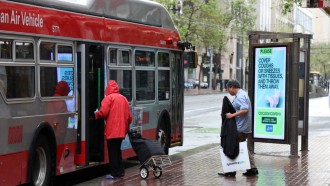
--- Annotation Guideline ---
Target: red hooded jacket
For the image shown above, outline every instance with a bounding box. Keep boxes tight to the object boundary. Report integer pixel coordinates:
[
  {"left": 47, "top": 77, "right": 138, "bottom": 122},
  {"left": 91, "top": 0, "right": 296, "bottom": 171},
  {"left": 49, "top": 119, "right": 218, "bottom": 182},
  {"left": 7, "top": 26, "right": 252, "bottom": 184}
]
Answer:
[{"left": 95, "top": 80, "right": 132, "bottom": 139}]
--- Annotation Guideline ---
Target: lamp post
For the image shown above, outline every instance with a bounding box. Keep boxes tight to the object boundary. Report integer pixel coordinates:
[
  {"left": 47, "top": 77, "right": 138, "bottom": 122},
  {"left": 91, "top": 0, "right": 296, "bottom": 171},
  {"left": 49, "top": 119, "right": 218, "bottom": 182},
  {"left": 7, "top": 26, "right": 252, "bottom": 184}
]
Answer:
[{"left": 208, "top": 48, "right": 213, "bottom": 90}]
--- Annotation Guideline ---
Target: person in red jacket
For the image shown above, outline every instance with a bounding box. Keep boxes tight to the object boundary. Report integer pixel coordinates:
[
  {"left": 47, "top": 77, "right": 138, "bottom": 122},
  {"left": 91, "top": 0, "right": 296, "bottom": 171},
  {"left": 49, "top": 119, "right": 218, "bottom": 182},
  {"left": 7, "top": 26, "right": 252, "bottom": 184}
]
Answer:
[{"left": 95, "top": 80, "right": 132, "bottom": 179}]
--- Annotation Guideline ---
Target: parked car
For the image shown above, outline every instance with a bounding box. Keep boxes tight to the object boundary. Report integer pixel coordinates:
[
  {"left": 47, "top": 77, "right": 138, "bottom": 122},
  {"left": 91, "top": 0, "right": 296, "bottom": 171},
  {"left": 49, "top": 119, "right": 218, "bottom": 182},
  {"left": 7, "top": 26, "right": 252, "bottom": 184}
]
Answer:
[
  {"left": 200, "top": 82, "right": 208, "bottom": 88},
  {"left": 192, "top": 79, "right": 199, "bottom": 88},
  {"left": 184, "top": 81, "right": 193, "bottom": 89}
]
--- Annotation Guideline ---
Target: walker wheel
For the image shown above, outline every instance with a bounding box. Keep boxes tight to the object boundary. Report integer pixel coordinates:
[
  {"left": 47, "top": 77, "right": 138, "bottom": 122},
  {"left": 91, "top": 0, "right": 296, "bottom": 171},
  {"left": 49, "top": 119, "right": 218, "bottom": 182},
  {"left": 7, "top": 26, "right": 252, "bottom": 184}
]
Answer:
[
  {"left": 153, "top": 166, "right": 162, "bottom": 178},
  {"left": 140, "top": 166, "right": 149, "bottom": 179}
]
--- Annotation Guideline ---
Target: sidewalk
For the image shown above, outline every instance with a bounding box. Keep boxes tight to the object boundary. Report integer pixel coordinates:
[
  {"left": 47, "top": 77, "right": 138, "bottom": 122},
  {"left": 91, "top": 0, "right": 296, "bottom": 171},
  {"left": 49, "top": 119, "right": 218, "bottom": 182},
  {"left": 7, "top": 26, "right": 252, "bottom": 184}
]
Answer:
[
  {"left": 76, "top": 136, "right": 330, "bottom": 186},
  {"left": 184, "top": 88, "right": 223, "bottom": 96},
  {"left": 75, "top": 96, "right": 330, "bottom": 186}
]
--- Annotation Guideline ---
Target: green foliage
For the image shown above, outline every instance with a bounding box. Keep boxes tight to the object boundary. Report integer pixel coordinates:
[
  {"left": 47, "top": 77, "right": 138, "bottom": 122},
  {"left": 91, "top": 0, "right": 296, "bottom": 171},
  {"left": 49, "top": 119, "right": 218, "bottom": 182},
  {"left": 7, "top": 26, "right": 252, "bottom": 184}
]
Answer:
[
  {"left": 230, "top": 0, "right": 257, "bottom": 40},
  {"left": 310, "top": 42, "right": 330, "bottom": 78},
  {"left": 281, "top": 0, "right": 302, "bottom": 14},
  {"left": 155, "top": 0, "right": 304, "bottom": 51},
  {"left": 152, "top": 0, "right": 256, "bottom": 53}
]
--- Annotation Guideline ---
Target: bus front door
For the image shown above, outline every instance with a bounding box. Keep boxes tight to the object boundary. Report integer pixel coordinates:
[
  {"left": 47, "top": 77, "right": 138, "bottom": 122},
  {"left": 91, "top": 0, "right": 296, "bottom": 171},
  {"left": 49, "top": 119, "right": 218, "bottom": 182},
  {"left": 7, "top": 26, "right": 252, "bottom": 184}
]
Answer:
[{"left": 78, "top": 43, "right": 105, "bottom": 164}]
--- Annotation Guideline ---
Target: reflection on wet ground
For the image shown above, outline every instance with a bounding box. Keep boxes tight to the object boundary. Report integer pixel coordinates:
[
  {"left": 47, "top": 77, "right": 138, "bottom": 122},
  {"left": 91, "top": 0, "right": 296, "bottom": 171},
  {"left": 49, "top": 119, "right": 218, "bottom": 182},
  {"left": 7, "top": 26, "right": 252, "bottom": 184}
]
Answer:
[
  {"left": 77, "top": 135, "right": 330, "bottom": 186},
  {"left": 76, "top": 97, "right": 330, "bottom": 185}
]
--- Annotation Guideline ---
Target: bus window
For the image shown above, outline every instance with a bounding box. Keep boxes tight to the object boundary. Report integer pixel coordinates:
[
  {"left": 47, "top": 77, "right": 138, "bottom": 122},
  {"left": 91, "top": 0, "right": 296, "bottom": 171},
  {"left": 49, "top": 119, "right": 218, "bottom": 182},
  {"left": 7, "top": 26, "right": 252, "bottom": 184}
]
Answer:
[
  {"left": 5, "top": 66, "right": 35, "bottom": 98},
  {"left": 15, "top": 41, "right": 34, "bottom": 60},
  {"left": 135, "top": 50, "right": 155, "bottom": 66},
  {"left": 158, "top": 52, "right": 170, "bottom": 101},
  {"left": 119, "top": 50, "right": 130, "bottom": 65},
  {"left": 109, "top": 49, "right": 131, "bottom": 66},
  {"left": 0, "top": 39, "right": 12, "bottom": 59},
  {"left": 58, "top": 45, "right": 73, "bottom": 62},
  {"left": 108, "top": 48, "right": 132, "bottom": 101},
  {"left": 40, "top": 42, "right": 55, "bottom": 61},
  {"left": 158, "top": 70, "right": 170, "bottom": 101},
  {"left": 40, "top": 66, "right": 73, "bottom": 97},
  {"left": 136, "top": 70, "right": 155, "bottom": 101},
  {"left": 158, "top": 52, "right": 169, "bottom": 67},
  {"left": 109, "top": 69, "right": 132, "bottom": 102},
  {"left": 143, "top": 7, "right": 161, "bottom": 26},
  {"left": 0, "top": 38, "right": 35, "bottom": 99},
  {"left": 0, "top": 66, "right": 6, "bottom": 95},
  {"left": 109, "top": 49, "right": 117, "bottom": 64}
]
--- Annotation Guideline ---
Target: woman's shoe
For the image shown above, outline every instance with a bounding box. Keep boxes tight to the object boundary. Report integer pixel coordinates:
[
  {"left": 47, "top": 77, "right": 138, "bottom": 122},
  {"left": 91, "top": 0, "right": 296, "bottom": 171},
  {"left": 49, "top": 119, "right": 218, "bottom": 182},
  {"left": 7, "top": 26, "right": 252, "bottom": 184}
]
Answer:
[{"left": 105, "top": 174, "right": 118, "bottom": 180}]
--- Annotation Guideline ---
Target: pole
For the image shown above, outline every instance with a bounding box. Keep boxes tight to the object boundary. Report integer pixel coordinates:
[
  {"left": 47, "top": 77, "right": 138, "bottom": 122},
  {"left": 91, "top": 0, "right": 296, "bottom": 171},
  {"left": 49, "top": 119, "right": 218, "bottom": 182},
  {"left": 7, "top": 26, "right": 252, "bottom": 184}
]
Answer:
[
  {"left": 290, "top": 34, "right": 299, "bottom": 156},
  {"left": 209, "top": 48, "right": 213, "bottom": 90},
  {"left": 302, "top": 35, "right": 311, "bottom": 151}
]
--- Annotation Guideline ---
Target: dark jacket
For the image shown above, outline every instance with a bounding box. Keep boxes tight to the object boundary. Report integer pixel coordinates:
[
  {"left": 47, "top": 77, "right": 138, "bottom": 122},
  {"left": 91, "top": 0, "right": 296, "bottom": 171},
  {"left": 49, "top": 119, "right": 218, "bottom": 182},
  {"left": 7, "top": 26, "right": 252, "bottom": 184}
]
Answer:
[{"left": 220, "top": 96, "right": 239, "bottom": 159}]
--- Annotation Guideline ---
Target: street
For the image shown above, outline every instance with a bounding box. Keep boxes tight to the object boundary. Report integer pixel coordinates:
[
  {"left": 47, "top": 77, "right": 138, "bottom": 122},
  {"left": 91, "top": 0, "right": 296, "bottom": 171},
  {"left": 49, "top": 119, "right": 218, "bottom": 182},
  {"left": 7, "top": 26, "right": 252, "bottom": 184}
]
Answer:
[
  {"left": 170, "top": 93, "right": 227, "bottom": 155},
  {"left": 171, "top": 93, "right": 330, "bottom": 155},
  {"left": 70, "top": 94, "right": 330, "bottom": 185}
]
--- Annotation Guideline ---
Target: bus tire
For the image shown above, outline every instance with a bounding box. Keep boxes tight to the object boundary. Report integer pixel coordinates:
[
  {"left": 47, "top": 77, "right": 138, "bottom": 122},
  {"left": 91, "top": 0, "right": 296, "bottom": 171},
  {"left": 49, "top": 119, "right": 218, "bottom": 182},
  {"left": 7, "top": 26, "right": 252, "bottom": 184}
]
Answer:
[
  {"left": 30, "top": 135, "right": 52, "bottom": 186},
  {"left": 157, "top": 111, "right": 171, "bottom": 155}
]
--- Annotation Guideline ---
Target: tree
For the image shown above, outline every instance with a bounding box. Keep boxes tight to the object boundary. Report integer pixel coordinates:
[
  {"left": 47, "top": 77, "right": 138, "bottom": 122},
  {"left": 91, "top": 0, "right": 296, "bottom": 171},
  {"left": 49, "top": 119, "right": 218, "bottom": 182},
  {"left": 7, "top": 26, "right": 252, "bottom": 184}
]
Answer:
[
  {"left": 281, "top": 0, "right": 302, "bottom": 14},
  {"left": 310, "top": 43, "right": 330, "bottom": 80},
  {"left": 153, "top": 0, "right": 256, "bottom": 89},
  {"left": 214, "top": 0, "right": 256, "bottom": 90}
]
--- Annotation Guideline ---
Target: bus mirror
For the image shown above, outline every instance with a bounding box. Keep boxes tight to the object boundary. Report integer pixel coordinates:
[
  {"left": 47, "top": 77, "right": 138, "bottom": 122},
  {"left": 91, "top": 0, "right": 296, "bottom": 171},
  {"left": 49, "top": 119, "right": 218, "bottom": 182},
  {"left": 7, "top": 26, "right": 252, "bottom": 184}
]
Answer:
[{"left": 183, "top": 51, "right": 198, "bottom": 68}]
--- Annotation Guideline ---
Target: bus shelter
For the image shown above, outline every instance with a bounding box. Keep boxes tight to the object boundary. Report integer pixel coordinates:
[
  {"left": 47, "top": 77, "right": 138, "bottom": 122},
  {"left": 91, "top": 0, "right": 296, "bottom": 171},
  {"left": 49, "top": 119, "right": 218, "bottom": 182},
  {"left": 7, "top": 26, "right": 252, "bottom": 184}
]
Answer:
[{"left": 248, "top": 31, "right": 312, "bottom": 156}]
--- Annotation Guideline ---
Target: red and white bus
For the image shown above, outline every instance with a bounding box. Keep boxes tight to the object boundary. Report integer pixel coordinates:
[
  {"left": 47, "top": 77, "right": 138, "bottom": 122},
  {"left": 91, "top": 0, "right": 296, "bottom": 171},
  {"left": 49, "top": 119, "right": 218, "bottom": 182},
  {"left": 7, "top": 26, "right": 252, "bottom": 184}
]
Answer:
[{"left": 0, "top": 0, "right": 187, "bottom": 185}]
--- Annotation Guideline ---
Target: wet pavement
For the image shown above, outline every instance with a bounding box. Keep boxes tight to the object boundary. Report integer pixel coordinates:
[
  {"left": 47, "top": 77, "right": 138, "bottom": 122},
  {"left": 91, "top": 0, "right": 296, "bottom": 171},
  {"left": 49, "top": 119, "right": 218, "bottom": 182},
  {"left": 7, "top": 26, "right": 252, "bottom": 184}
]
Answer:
[{"left": 75, "top": 91, "right": 330, "bottom": 186}]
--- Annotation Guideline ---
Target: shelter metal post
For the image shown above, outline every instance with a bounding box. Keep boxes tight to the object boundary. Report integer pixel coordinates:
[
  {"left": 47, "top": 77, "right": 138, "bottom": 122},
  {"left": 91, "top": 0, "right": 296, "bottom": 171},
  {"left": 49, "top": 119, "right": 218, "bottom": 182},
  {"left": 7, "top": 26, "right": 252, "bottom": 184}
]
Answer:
[
  {"left": 301, "top": 35, "right": 312, "bottom": 151},
  {"left": 290, "top": 34, "right": 299, "bottom": 156}
]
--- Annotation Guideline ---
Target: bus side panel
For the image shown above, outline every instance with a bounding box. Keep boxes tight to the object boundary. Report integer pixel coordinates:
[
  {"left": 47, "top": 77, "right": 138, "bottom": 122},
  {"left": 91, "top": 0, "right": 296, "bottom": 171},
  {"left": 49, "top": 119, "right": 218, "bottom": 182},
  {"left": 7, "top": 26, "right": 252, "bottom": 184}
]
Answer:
[
  {"left": 75, "top": 141, "right": 86, "bottom": 165},
  {"left": 56, "top": 142, "right": 77, "bottom": 175},
  {"left": 121, "top": 148, "right": 135, "bottom": 159},
  {"left": 0, "top": 2, "right": 105, "bottom": 41},
  {"left": 0, "top": 151, "right": 29, "bottom": 185},
  {"left": 104, "top": 19, "right": 180, "bottom": 49}
]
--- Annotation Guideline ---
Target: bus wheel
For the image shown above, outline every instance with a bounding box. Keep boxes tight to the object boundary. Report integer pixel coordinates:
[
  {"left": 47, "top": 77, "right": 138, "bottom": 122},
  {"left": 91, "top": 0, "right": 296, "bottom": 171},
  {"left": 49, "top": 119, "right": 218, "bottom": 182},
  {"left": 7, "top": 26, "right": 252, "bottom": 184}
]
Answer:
[
  {"left": 157, "top": 129, "right": 169, "bottom": 154},
  {"left": 31, "top": 135, "right": 51, "bottom": 186},
  {"left": 157, "top": 111, "right": 171, "bottom": 155}
]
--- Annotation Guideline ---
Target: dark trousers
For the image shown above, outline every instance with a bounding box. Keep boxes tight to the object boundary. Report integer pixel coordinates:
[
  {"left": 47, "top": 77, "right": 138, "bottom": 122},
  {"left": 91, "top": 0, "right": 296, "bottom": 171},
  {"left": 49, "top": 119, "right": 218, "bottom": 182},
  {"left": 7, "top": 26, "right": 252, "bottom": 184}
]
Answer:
[
  {"left": 107, "top": 138, "right": 124, "bottom": 177},
  {"left": 237, "top": 132, "right": 256, "bottom": 169}
]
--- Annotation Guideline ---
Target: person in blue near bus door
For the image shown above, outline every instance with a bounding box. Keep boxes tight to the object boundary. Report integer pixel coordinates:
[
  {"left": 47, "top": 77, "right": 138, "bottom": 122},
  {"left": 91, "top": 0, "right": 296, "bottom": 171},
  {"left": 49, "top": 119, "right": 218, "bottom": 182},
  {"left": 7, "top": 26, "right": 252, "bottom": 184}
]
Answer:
[
  {"left": 218, "top": 79, "right": 258, "bottom": 177},
  {"left": 95, "top": 80, "right": 132, "bottom": 179}
]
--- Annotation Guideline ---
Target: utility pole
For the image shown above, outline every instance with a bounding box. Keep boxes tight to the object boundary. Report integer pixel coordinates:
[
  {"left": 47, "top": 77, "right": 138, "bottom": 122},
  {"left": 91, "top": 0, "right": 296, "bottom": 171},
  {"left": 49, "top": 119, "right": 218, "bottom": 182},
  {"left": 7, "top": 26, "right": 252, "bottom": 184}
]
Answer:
[{"left": 208, "top": 48, "right": 213, "bottom": 90}]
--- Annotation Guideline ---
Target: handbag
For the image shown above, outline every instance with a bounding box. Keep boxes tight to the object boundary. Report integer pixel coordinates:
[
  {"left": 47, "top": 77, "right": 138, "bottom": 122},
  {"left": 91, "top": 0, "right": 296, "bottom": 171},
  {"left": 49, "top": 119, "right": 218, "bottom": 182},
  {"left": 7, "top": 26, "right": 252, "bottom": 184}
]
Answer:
[{"left": 220, "top": 141, "right": 251, "bottom": 173}]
